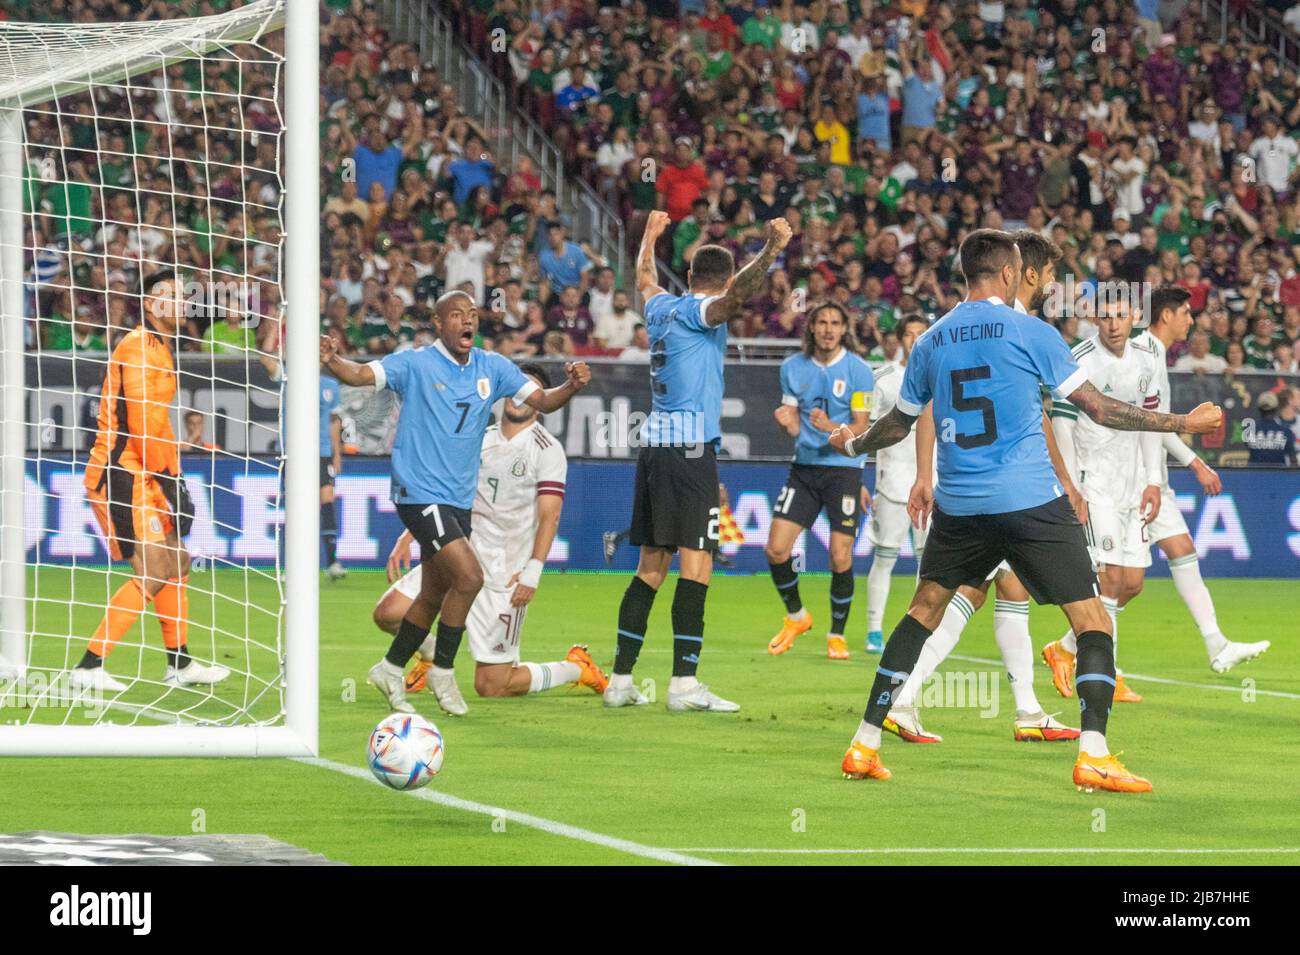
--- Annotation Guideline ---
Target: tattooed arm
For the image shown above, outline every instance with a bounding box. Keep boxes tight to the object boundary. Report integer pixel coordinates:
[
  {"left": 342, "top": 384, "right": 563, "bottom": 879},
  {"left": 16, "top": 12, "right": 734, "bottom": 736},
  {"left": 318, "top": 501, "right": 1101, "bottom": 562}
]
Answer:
[
  {"left": 828, "top": 406, "right": 918, "bottom": 457},
  {"left": 1068, "top": 381, "right": 1222, "bottom": 433},
  {"left": 702, "top": 218, "right": 793, "bottom": 328},
  {"left": 637, "top": 210, "right": 671, "bottom": 301}
]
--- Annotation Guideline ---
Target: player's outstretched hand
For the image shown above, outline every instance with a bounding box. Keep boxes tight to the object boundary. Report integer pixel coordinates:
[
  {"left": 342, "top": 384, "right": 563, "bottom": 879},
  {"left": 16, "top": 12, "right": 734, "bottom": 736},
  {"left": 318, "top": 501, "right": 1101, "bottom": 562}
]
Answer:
[
  {"left": 907, "top": 478, "right": 934, "bottom": 531},
  {"left": 1184, "top": 402, "right": 1223, "bottom": 434},
  {"left": 565, "top": 361, "right": 591, "bottom": 391},
  {"left": 1191, "top": 457, "right": 1222, "bottom": 495},
  {"left": 828, "top": 424, "right": 856, "bottom": 456},
  {"left": 646, "top": 210, "right": 671, "bottom": 238},
  {"left": 1139, "top": 484, "right": 1162, "bottom": 526},
  {"left": 767, "top": 217, "right": 793, "bottom": 250},
  {"left": 320, "top": 334, "right": 338, "bottom": 365}
]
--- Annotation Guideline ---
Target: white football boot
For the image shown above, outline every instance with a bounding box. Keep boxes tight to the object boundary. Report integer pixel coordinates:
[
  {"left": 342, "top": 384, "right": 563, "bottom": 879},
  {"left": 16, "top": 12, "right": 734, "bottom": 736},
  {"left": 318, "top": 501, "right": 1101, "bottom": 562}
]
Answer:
[
  {"left": 430, "top": 669, "right": 468, "bottom": 717},
  {"left": 327, "top": 562, "right": 347, "bottom": 581},
  {"left": 164, "top": 661, "right": 231, "bottom": 687},
  {"left": 603, "top": 681, "right": 649, "bottom": 707},
  {"left": 666, "top": 682, "right": 740, "bottom": 713},
  {"left": 367, "top": 660, "right": 415, "bottom": 714},
  {"left": 1210, "top": 639, "right": 1271, "bottom": 673},
  {"left": 69, "top": 666, "right": 128, "bottom": 694},
  {"left": 883, "top": 705, "right": 943, "bottom": 743}
]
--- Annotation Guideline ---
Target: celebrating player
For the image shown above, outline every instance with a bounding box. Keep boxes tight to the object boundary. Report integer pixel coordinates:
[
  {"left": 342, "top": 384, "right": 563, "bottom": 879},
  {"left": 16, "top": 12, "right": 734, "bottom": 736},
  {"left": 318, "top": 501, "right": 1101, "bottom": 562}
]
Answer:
[
  {"left": 766, "top": 302, "right": 874, "bottom": 660},
  {"left": 862, "top": 315, "right": 931, "bottom": 655},
  {"left": 1042, "top": 286, "right": 1269, "bottom": 696},
  {"left": 321, "top": 290, "right": 590, "bottom": 716},
  {"left": 829, "top": 230, "right": 1222, "bottom": 792},
  {"left": 604, "top": 210, "right": 792, "bottom": 712},
  {"left": 320, "top": 372, "right": 345, "bottom": 581},
  {"left": 372, "top": 364, "right": 608, "bottom": 706},
  {"left": 881, "top": 232, "right": 1083, "bottom": 743},
  {"left": 74, "top": 275, "right": 230, "bottom": 692}
]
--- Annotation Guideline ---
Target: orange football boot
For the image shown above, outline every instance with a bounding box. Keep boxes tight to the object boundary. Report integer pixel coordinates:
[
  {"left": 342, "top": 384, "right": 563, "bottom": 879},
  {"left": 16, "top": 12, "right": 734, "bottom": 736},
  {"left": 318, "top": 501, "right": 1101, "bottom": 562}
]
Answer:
[
  {"left": 1012, "top": 711, "right": 1081, "bottom": 742},
  {"left": 842, "top": 742, "right": 892, "bottom": 780},
  {"left": 1113, "top": 673, "right": 1143, "bottom": 703},
  {"left": 405, "top": 658, "right": 431, "bottom": 694},
  {"left": 566, "top": 644, "right": 609, "bottom": 694},
  {"left": 1041, "top": 640, "right": 1076, "bottom": 698},
  {"left": 826, "top": 635, "right": 850, "bottom": 660},
  {"left": 767, "top": 613, "right": 813, "bottom": 655},
  {"left": 1073, "top": 752, "right": 1152, "bottom": 793}
]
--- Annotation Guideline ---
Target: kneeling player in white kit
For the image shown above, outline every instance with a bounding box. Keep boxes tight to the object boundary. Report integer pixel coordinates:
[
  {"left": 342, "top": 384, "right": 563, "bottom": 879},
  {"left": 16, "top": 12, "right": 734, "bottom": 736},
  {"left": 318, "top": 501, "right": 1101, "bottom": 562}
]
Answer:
[
  {"left": 372, "top": 363, "right": 608, "bottom": 713},
  {"left": 1040, "top": 286, "right": 1268, "bottom": 696},
  {"left": 1045, "top": 298, "right": 1163, "bottom": 703}
]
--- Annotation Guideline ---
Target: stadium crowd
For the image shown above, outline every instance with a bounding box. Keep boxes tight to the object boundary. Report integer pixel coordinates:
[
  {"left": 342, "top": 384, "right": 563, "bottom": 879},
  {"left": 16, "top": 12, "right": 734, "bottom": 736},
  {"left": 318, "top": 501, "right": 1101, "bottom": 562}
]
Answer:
[{"left": 13, "top": 0, "right": 1300, "bottom": 402}]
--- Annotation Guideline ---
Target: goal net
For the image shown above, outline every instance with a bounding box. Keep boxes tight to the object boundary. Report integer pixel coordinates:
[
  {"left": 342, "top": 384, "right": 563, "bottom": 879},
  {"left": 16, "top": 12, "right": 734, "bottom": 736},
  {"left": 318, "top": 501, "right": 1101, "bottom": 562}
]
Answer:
[{"left": 0, "top": 0, "right": 319, "bottom": 756}]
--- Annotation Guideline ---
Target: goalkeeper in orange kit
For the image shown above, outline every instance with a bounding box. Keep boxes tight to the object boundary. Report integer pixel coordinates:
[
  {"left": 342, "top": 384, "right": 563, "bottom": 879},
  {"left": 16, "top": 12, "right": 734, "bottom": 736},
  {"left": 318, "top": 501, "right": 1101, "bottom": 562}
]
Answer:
[{"left": 72, "top": 276, "right": 229, "bottom": 693}]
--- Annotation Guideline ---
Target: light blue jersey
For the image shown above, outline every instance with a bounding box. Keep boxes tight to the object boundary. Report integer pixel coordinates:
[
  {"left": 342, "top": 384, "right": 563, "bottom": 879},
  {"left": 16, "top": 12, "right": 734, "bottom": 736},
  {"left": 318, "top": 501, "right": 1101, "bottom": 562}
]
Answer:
[
  {"left": 779, "top": 350, "right": 875, "bottom": 468},
  {"left": 898, "top": 297, "right": 1086, "bottom": 516},
  {"left": 320, "top": 374, "right": 340, "bottom": 458},
  {"left": 641, "top": 291, "right": 727, "bottom": 447},
  {"left": 371, "top": 342, "right": 538, "bottom": 508}
]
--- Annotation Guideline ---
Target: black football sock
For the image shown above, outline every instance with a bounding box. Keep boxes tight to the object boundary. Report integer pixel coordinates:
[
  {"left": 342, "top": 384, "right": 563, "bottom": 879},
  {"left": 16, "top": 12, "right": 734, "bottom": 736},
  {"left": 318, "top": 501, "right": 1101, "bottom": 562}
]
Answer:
[
  {"left": 829, "top": 569, "right": 854, "bottom": 637},
  {"left": 614, "top": 576, "right": 657, "bottom": 675},
  {"left": 768, "top": 558, "right": 803, "bottom": 615},
  {"left": 321, "top": 501, "right": 338, "bottom": 564},
  {"left": 165, "top": 644, "right": 192, "bottom": 670},
  {"left": 862, "top": 613, "right": 933, "bottom": 727},
  {"left": 77, "top": 650, "right": 103, "bottom": 670},
  {"left": 1074, "top": 629, "right": 1116, "bottom": 735},
  {"left": 671, "top": 578, "right": 708, "bottom": 678},
  {"left": 385, "top": 618, "right": 431, "bottom": 669},
  {"left": 431, "top": 621, "right": 465, "bottom": 670}
]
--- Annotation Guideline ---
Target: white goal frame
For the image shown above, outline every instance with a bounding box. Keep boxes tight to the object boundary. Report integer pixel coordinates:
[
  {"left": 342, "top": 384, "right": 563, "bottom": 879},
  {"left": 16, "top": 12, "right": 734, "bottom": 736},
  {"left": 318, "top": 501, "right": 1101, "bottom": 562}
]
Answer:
[{"left": 0, "top": 0, "right": 318, "bottom": 756}]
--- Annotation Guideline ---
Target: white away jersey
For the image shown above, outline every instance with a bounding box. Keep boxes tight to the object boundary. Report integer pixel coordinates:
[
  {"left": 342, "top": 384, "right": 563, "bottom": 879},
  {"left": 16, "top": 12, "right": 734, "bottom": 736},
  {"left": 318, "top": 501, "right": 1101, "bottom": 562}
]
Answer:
[
  {"left": 870, "top": 360, "right": 932, "bottom": 501},
  {"left": 1054, "top": 335, "right": 1161, "bottom": 508},
  {"left": 470, "top": 423, "right": 567, "bottom": 582}
]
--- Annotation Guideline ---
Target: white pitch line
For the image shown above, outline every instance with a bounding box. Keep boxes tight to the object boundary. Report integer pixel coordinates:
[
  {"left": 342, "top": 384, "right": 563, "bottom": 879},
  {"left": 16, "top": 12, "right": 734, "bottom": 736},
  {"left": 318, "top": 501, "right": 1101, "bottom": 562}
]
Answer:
[
  {"left": 297, "top": 757, "right": 722, "bottom": 867},
  {"left": 949, "top": 653, "right": 1300, "bottom": 700},
  {"left": 669, "top": 847, "right": 1300, "bottom": 856}
]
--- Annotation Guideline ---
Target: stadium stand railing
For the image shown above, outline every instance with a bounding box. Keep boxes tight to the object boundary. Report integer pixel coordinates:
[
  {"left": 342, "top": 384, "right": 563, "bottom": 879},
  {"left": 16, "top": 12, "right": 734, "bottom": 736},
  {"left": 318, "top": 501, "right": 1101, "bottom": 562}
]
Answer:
[{"left": 1201, "top": 0, "right": 1300, "bottom": 68}]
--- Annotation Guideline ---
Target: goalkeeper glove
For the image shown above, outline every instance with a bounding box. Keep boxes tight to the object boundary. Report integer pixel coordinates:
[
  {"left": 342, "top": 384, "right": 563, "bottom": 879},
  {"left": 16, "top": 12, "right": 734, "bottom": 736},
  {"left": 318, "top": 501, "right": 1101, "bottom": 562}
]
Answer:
[{"left": 154, "top": 471, "right": 195, "bottom": 538}]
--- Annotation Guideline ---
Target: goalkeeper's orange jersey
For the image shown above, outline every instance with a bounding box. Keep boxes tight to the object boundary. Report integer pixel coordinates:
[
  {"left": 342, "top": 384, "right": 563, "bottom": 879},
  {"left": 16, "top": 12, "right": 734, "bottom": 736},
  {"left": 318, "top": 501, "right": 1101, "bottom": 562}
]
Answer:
[{"left": 84, "top": 325, "right": 180, "bottom": 489}]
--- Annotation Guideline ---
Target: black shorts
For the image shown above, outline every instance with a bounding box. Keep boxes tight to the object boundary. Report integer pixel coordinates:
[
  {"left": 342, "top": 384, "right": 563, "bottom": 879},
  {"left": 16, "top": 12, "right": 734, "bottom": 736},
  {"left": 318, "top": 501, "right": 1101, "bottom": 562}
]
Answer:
[
  {"left": 773, "top": 463, "right": 863, "bottom": 535},
  {"left": 919, "top": 495, "right": 1099, "bottom": 606},
  {"left": 628, "top": 445, "right": 720, "bottom": 552},
  {"left": 396, "top": 503, "right": 473, "bottom": 555},
  {"left": 320, "top": 458, "right": 336, "bottom": 489}
]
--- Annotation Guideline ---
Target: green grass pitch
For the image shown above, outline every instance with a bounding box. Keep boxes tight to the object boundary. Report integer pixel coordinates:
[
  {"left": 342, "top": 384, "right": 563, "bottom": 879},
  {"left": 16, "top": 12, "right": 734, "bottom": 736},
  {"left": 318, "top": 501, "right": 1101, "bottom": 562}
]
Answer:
[{"left": 1, "top": 569, "right": 1297, "bottom": 865}]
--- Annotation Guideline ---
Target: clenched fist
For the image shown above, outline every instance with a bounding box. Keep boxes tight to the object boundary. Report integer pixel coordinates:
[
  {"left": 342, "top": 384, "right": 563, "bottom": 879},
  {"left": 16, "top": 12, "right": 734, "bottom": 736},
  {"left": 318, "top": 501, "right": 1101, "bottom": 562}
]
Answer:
[
  {"left": 646, "top": 210, "right": 672, "bottom": 238},
  {"left": 767, "top": 217, "right": 793, "bottom": 250},
  {"left": 320, "top": 334, "right": 339, "bottom": 365},
  {"left": 1184, "top": 402, "right": 1223, "bottom": 434},
  {"left": 565, "top": 361, "right": 591, "bottom": 390},
  {"left": 828, "top": 424, "right": 857, "bottom": 457}
]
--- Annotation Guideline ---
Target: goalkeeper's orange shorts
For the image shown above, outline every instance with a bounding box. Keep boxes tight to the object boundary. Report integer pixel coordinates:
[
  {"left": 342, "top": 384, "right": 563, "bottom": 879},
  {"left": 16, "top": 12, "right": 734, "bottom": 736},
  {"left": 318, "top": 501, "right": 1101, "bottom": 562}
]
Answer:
[{"left": 85, "top": 466, "right": 173, "bottom": 562}]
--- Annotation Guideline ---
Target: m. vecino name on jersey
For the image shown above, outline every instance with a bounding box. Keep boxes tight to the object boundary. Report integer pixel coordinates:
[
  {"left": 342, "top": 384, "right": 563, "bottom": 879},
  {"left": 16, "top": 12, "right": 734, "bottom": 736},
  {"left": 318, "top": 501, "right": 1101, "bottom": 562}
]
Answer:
[{"left": 931, "top": 321, "right": 1005, "bottom": 346}]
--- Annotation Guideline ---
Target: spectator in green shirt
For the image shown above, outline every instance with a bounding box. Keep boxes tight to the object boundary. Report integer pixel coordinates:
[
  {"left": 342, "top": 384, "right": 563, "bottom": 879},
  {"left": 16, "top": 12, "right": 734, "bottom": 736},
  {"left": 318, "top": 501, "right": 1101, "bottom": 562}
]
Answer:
[
  {"left": 741, "top": 6, "right": 781, "bottom": 49},
  {"left": 1244, "top": 315, "right": 1279, "bottom": 368},
  {"left": 203, "top": 312, "right": 257, "bottom": 354}
]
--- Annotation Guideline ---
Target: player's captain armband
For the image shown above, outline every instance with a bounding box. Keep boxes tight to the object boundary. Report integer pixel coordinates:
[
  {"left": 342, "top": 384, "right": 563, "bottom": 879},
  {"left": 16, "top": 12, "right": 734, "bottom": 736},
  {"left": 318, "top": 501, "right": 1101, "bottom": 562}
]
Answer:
[{"left": 850, "top": 391, "right": 872, "bottom": 413}]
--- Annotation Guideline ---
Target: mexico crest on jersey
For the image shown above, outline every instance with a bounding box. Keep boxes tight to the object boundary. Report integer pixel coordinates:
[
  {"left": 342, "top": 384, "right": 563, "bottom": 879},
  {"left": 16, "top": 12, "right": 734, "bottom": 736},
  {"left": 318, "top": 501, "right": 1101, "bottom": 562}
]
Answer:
[
  {"left": 511, "top": 459, "right": 526, "bottom": 477},
  {"left": 477, "top": 377, "right": 490, "bottom": 400},
  {"left": 832, "top": 378, "right": 846, "bottom": 398}
]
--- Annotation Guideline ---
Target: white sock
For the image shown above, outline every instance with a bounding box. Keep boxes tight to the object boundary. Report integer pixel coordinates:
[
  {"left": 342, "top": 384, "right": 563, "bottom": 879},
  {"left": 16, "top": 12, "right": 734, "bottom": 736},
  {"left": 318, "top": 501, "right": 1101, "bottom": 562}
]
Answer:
[
  {"left": 431, "top": 665, "right": 454, "bottom": 678},
  {"left": 669, "top": 675, "right": 699, "bottom": 694},
  {"left": 1060, "top": 628, "right": 1077, "bottom": 654},
  {"left": 417, "top": 634, "right": 436, "bottom": 661},
  {"left": 523, "top": 661, "right": 581, "bottom": 694},
  {"left": 1168, "top": 553, "right": 1227, "bottom": 657},
  {"left": 865, "top": 548, "right": 898, "bottom": 632},
  {"left": 894, "top": 591, "right": 973, "bottom": 708},
  {"left": 1079, "top": 730, "right": 1109, "bottom": 757},
  {"left": 852, "top": 718, "right": 883, "bottom": 750},
  {"left": 1101, "top": 597, "right": 1120, "bottom": 669},
  {"left": 993, "top": 599, "right": 1039, "bottom": 714},
  {"left": 378, "top": 658, "right": 402, "bottom": 677},
  {"left": 787, "top": 608, "right": 808, "bottom": 622},
  {"left": 609, "top": 672, "right": 633, "bottom": 690}
]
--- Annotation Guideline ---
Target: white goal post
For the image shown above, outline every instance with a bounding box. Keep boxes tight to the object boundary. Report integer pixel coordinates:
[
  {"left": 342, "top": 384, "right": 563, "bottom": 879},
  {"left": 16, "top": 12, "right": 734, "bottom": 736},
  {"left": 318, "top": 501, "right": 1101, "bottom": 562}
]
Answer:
[{"left": 0, "top": 0, "right": 318, "bottom": 756}]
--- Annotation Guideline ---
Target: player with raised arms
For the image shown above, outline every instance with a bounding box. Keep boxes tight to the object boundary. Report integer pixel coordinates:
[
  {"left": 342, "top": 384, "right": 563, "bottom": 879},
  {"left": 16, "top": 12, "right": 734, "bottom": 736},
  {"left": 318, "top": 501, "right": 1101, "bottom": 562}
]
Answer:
[
  {"left": 829, "top": 229, "right": 1223, "bottom": 792},
  {"left": 604, "top": 210, "right": 792, "bottom": 712},
  {"left": 73, "top": 275, "right": 229, "bottom": 692},
  {"left": 1042, "top": 286, "right": 1269, "bottom": 699},
  {"left": 371, "top": 362, "right": 609, "bottom": 705},
  {"left": 321, "top": 291, "right": 591, "bottom": 716},
  {"left": 766, "top": 302, "right": 874, "bottom": 660},
  {"left": 880, "top": 231, "right": 1084, "bottom": 744}
]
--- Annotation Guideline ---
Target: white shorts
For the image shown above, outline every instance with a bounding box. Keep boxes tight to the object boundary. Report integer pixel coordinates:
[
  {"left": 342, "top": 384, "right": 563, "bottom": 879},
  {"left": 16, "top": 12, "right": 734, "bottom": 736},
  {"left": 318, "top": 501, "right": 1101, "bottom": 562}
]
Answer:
[
  {"left": 867, "top": 494, "right": 929, "bottom": 552},
  {"left": 1085, "top": 500, "right": 1151, "bottom": 569},
  {"left": 381, "top": 565, "right": 526, "bottom": 665},
  {"left": 984, "top": 560, "right": 1012, "bottom": 582},
  {"left": 1145, "top": 484, "right": 1190, "bottom": 547}
]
